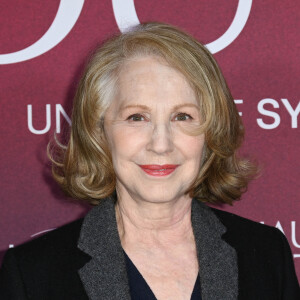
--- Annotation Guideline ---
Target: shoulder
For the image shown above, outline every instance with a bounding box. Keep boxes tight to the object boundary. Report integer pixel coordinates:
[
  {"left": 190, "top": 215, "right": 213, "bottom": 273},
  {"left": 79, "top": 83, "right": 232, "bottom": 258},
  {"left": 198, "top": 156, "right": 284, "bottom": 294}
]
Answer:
[
  {"left": 209, "top": 206, "right": 294, "bottom": 266},
  {"left": 211, "top": 206, "right": 265, "bottom": 226},
  {"left": 14, "top": 218, "right": 83, "bottom": 255},
  {"left": 211, "top": 206, "right": 277, "bottom": 234},
  {"left": 2, "top": 218, "right": 88, "bottom": 271},
  {"left": 0, "top": 219, "right": 91, "bottom": 298},
  {"left": 210, "top": 206, "right": 285, "bottom": 246},
  {"left": 209, "top": 207, "right": 300, "bottom": 297}
]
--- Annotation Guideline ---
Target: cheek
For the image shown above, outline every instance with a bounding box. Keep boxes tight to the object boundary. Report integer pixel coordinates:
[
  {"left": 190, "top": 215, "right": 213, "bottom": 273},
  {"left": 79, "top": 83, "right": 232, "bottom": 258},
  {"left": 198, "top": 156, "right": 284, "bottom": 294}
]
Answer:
[
  {"left": 179, "top": 134, "right": 205, "bottom": 162},
  {"left": 108, "top": 127, "right": 148, "bottom": 161}
]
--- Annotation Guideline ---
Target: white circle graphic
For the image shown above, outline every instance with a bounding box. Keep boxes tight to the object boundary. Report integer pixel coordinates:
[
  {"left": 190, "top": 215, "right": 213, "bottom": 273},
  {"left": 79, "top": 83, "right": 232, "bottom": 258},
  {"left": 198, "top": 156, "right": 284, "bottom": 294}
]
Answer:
[
  {"left": 112, "top": 0, "right": 252, "bottom": 54},
  {"left": 0, "top": 0, "right": 84, "bottom": 64}
]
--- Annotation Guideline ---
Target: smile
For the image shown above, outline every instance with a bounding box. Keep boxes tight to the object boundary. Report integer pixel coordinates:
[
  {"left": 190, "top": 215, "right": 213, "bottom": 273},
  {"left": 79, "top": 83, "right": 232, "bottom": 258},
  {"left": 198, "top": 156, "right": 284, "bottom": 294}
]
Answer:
[{"left": 138, "top": 164, "right": 179, "bottom": 177}]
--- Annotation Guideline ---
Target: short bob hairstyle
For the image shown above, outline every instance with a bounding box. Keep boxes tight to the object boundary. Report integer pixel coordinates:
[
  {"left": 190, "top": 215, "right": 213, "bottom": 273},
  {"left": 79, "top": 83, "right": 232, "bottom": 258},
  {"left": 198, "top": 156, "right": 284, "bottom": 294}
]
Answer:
[{"left": 50, "top": 22, "right": 257, "bottom": 205}]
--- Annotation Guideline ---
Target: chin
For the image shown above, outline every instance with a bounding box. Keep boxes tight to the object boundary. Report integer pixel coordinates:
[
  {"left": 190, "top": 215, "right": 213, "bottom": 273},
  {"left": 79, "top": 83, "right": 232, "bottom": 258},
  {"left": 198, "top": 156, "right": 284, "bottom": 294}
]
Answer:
[{"left": 135, "top": 186, "right": 189, "bottom": 204}]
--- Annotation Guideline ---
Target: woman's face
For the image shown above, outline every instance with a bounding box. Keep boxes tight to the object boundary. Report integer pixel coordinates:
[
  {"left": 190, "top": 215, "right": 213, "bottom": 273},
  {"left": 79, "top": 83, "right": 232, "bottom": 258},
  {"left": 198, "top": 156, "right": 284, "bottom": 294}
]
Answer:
[{"left": 104, "top": 56, "right": 205, "bottom": 204}]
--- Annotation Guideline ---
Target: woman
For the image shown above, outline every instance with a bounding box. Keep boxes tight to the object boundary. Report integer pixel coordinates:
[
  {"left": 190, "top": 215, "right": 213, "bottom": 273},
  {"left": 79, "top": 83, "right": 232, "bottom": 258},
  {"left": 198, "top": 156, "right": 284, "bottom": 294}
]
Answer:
[{"left": 0, "top": 22, "right": 299, "bottom": 300}]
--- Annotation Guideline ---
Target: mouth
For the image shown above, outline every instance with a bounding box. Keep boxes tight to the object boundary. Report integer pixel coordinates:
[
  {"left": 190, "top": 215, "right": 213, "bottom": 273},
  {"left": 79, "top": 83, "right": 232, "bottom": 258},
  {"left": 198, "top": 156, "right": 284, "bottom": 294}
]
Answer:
[{"left": 138, "top": 164, "right": 179, "bottom": 177}]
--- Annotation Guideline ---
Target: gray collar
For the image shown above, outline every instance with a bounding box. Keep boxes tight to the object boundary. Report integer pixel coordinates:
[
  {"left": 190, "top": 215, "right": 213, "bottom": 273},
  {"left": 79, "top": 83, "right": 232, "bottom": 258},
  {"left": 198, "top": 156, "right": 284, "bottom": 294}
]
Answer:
[
  {"left": 191, "top": 200, "right": 238, "bottom": 299},
  {"left": 78, "top": 197, "right": 238, "bottom": 300}
]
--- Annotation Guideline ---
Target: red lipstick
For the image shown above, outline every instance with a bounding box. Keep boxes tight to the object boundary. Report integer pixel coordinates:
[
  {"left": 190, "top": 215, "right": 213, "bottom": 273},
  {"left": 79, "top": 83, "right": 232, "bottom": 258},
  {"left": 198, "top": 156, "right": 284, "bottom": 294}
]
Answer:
[{"left": 139, "top": 164, "right": 179, "bottom": 177}]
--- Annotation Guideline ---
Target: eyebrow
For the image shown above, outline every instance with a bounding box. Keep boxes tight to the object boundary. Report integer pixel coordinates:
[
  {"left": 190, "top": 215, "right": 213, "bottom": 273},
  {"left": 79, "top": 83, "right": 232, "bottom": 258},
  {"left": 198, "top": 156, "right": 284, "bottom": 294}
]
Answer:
[{"left": 120, "top": 103, "right": 200, "bottom": 111}]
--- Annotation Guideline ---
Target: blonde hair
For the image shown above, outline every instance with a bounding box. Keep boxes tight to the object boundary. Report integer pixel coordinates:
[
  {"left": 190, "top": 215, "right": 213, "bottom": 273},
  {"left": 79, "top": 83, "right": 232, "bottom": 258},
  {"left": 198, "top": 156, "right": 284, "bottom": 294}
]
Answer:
[{"left": 49, "top": 22, "right": 257, "bottom": 205}]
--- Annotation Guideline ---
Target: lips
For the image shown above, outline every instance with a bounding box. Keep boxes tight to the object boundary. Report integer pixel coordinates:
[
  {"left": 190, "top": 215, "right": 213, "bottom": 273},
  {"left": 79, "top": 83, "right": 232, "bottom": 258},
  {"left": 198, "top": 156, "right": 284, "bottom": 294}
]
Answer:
[{"left": 139, "top": 164, "right": 179, "bottom": 176}]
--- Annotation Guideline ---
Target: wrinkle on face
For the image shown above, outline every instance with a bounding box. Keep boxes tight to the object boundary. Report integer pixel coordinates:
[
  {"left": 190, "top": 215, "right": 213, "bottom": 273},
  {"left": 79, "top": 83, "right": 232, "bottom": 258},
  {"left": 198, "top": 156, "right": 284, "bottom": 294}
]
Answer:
[{"left": 104, "top": 55, "right": 205, "bottom": 206}]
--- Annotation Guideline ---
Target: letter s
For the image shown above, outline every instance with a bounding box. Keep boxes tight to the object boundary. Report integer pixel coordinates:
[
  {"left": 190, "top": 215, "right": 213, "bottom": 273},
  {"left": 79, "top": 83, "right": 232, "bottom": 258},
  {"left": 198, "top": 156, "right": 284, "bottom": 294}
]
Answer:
[{"left": 257, "top": 98, "right": 280, "bottom": 129}]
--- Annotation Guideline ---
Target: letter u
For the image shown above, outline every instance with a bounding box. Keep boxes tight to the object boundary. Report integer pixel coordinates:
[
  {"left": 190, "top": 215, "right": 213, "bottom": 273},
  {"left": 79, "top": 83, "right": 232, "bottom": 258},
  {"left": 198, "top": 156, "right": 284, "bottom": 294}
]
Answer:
[{"left": 27, "top": 104, "right": 51, "bottom": 134}]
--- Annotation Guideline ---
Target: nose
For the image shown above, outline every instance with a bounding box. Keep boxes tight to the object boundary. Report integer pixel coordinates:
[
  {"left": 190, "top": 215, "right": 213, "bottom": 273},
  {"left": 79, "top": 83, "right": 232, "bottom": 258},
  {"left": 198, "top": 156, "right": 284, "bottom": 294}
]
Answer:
[{"left": 146, "top": 123, "right": 174, "bottom": 154}]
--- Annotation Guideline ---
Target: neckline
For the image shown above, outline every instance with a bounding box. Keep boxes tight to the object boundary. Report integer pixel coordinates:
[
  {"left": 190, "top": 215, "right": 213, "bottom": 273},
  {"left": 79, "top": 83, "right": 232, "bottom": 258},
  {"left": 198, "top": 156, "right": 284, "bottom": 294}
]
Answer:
[{"left": 123, "top": 250, "right": 201, "bottom": 300}]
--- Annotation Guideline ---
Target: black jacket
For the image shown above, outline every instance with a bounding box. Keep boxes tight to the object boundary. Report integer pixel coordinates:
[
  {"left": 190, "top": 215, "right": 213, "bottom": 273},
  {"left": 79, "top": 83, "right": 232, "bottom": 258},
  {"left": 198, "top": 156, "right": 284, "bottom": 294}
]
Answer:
[{"left": 0, "top": 198, "right": 299, "bottom": 299}]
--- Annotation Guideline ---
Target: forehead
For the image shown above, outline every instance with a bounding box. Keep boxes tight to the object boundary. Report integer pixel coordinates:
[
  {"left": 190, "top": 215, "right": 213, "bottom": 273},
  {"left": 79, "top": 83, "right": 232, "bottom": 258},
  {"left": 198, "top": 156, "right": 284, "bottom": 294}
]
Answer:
[{"left": 114, "top": 56, "right": 197, "bottom": 107}]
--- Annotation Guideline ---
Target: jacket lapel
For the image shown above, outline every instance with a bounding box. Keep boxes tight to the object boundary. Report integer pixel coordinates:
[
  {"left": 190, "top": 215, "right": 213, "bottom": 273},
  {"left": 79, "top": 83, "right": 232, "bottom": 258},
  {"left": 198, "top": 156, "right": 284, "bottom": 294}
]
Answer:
[
  {"left": 77, "top": 197, "right": 131, "bottom": 300},
  {"left": 192, "top": 199, "right": 238, "bottom": 299},
  {"left": 77, "top": 197, "right": 238, "bottom": 300}
]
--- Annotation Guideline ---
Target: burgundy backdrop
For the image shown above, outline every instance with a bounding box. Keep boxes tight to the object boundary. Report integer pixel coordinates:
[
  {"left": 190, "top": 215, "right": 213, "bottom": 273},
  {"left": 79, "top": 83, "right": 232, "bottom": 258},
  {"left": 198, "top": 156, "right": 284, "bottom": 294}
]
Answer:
[{"left": 0, "top": 0, "right": 299, "bottom": 280}]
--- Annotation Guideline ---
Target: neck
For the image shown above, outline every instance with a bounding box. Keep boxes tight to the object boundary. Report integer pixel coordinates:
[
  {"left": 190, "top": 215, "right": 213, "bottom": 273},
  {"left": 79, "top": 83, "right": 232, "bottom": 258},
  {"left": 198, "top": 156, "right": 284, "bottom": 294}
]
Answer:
[{"left": 115, "top": 191, "right": 194, "bottom": 248}]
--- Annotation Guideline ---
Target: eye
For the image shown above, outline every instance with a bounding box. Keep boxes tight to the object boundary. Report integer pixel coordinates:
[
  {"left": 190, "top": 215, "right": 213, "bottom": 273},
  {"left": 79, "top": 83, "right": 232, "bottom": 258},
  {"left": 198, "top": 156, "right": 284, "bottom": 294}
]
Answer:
[
  {"left": 174, "top": 113, "right": 193, "bottom": 121},
  {"left": 127, "top": 114, "right": 145, "bottom": 121}
]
